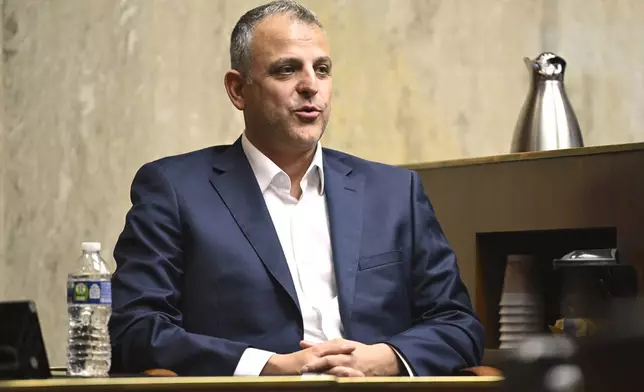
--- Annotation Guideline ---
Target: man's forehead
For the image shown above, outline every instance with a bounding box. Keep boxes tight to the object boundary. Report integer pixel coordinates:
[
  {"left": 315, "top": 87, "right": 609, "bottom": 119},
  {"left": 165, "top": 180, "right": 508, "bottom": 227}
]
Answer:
[{"left": 251, "top": 14, "right": 328, "bottom": 55}]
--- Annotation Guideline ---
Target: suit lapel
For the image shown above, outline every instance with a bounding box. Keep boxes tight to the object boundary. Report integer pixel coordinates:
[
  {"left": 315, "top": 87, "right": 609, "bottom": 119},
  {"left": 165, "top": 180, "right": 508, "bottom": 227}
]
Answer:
[
  {"left": 208, "top": 139, "right": 301, "bottom": 313},
  {"left": 324, "top": 152, "right": 364, "bottom": 339}
]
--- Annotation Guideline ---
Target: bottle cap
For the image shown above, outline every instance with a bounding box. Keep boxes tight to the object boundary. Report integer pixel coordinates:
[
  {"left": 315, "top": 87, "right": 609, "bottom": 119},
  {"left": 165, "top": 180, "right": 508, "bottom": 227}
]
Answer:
[{"left": 81, "top": 242, "right": 101, "bottom": 252}]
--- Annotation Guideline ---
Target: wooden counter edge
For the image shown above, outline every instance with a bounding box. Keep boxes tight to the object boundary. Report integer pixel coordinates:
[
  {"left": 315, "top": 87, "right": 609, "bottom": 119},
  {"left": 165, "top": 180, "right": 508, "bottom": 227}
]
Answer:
[
  {"left": 0, "top": 376, "right": 334, "bottom": 389},
  {"left": 403, "top": 141, "right": 644, "bottom": 171},
  {"left": 0, "top": 375, "right": 503, "bottom": 389},
  {"left": 338, "top": 376, "right": 503, "bottom": 383}
]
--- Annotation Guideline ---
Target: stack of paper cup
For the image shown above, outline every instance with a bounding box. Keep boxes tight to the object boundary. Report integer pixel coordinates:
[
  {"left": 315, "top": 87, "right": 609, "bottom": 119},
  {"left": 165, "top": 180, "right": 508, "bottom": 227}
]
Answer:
[{"left": 499, "top": 255, "right": 542, "bottom": 349}]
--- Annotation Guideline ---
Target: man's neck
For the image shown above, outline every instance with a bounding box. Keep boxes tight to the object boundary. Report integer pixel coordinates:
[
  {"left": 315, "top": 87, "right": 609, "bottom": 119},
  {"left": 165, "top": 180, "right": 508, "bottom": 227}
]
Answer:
[
  {"left": 245, "top": 133, "right": 317, "bottom": 197},
  {"left": 274, "top": 152, "right": 314, "bottom": 181}
]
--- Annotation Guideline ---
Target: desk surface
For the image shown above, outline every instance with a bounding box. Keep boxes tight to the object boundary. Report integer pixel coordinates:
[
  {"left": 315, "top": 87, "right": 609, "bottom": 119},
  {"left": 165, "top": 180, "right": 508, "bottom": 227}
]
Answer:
[{"left": 0, "top": 376, "right": 503, "bottom": 392}]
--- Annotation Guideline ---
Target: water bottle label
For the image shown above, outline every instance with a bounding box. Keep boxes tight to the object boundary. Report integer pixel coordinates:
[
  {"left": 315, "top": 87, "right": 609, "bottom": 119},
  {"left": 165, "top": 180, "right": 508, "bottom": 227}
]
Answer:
[{"left": 67, "top": 281, "right": 112, "bottom": 305}]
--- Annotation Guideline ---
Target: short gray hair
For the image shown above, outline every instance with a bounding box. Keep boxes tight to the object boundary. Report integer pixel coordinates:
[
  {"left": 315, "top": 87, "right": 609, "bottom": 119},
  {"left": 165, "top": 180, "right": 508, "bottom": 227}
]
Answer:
[{"left": 230, "top": 0, "right": 324, "bottom": 77}]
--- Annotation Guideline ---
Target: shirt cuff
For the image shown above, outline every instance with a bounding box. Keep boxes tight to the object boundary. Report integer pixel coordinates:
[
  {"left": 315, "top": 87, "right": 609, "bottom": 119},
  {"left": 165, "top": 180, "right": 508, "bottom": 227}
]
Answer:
[
  {"left": 390, "top": 346, "right": 415, "bottom": 377},
  {"left": 233, "top": 347, "right": 276, "bottom": 376}
]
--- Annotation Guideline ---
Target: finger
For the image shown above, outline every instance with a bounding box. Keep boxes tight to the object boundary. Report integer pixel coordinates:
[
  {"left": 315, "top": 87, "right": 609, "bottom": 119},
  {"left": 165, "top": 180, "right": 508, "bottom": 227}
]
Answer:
[
  {"left": 325, "top": 344, "right": 355, "bottom": 355},
  {"left": 302, "top": 354, "right": 351, "bottom": 374},
  {"left": 313, "top": 342, "right": 356, "bottom": 357},
  {"left": 325, "top": 366, "right": 365, "bottom": 378},
  {"left": 299, "top": 340, "right": 316, "bottom": 349}
]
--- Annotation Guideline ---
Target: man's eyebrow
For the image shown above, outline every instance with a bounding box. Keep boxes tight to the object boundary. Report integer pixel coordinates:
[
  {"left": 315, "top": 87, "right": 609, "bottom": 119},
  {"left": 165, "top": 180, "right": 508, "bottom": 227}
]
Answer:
[
  {"left": 269, "top": 56, "right": 332, "bottom": 65},
  {"left": 270, "top": 57, "right": 303, "bottom": 66},
  {"left": 315, "top": 56, "right": 332, "bottom": 66}
]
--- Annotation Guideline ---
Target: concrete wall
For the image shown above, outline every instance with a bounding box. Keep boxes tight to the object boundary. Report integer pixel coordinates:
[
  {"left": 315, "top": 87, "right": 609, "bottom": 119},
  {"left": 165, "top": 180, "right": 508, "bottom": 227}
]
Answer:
[
  {"left": 0, "top": 0, "right": 5, "bottom": 303},
  {"left": 2, "top": 0, "right": 643, "bottom": 365}
]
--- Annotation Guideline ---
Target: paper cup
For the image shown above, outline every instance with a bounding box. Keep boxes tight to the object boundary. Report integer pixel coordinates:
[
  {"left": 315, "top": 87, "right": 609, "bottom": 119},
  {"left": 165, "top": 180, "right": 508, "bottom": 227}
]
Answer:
[{"left": 500, "top": 314, "right": 541, "bottom": 324}]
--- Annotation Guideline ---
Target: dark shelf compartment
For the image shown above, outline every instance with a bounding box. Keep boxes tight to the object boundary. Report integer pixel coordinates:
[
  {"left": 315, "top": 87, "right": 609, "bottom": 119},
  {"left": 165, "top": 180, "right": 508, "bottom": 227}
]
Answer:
[{"left": 476, "top": 227, "right": 618, "bottom": 349}]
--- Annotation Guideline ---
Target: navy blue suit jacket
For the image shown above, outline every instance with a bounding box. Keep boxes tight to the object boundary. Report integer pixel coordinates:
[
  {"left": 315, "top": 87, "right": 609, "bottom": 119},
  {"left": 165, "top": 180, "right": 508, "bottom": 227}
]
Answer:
[{"left": 109, "top": 139, "right": 484, "bottom": 376}]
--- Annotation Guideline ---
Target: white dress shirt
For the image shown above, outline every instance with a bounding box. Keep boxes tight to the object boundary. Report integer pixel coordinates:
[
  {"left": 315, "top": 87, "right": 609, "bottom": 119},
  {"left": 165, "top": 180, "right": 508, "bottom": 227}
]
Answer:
[{"left": 233, "top": 133, "right": 412, "bottom": 376}]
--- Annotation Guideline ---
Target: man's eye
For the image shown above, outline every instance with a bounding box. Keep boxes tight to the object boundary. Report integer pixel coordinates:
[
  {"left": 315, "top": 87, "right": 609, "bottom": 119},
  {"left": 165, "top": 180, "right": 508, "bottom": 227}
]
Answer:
[
  {"left": 316, "top": 66, "right": 330, "bottom": 75},
  {"left": 279, "top": 66, "right": 295, "bottom": 74}
]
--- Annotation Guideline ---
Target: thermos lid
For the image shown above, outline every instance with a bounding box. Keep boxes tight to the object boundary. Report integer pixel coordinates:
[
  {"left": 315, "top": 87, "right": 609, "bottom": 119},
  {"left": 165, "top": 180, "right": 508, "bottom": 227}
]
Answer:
[{"left": 553, "top": 248, "right": 619, "bottom": 269}]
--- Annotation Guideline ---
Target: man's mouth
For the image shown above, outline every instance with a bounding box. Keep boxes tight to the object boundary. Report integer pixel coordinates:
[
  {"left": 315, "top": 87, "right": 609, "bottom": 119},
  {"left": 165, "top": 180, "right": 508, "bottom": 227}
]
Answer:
[{"left": 294, "top": 106, "right": 321, "bottom": 121}]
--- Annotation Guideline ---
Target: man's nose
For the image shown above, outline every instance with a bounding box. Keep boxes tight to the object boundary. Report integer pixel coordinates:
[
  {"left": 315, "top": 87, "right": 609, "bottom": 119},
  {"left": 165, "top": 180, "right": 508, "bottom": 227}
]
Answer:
[{"left": 295, "top": 69, "right": 319, "bottom": 98}]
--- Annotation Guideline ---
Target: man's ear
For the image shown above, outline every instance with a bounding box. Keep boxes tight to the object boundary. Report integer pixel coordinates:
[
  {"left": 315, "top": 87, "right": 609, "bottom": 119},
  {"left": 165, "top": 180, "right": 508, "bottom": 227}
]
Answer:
[{"left": 224, "top": 70, "right": 247, "bottom": 110}]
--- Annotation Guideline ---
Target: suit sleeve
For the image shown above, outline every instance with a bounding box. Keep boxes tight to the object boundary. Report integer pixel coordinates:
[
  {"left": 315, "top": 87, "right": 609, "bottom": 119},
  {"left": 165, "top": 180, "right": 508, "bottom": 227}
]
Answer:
[
  {"left": 109, "top": 162, "right": 250, "bottom": 376},
  {"left": 384, "top": 171, "right": 484, "bottom": 376}
]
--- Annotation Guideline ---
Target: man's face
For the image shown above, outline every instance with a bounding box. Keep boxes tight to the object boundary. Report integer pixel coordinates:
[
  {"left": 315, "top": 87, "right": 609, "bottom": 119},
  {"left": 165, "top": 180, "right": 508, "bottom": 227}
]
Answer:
[{"left": 242, "top": 13, "right": 332, "bottom": 153}]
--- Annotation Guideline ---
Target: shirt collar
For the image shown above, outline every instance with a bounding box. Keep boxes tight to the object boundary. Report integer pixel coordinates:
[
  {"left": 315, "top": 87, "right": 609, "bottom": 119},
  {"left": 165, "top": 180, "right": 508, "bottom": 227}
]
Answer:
[{"left": 241, "top": 133, "right": 325, "bottom": 195}]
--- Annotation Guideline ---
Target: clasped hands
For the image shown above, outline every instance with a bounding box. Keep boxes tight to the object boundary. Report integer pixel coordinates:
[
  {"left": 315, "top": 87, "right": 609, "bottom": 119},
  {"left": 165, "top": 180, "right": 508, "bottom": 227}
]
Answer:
[{"left": 262, "top": 338, "right": 400, "bottom": 377}]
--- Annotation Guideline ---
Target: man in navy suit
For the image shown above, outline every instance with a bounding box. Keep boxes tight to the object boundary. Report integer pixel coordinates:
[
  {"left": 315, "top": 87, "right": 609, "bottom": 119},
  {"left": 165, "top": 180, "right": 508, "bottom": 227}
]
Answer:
[{"left": 109, "top": 0, "right": 484, "bottom": 377}]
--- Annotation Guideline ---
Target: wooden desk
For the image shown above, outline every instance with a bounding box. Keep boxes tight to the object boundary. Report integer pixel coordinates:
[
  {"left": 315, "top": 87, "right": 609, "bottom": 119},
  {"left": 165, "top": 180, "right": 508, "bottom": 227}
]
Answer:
[{"left": 0, "top": 376, "right": 502, "bottom": 392}]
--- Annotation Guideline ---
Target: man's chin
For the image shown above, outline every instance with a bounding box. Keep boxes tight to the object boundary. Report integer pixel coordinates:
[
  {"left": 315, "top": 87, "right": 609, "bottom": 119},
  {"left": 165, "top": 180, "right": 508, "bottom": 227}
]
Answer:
[{"left": 289, "top": 125, "right": 325, "bottom": 145}]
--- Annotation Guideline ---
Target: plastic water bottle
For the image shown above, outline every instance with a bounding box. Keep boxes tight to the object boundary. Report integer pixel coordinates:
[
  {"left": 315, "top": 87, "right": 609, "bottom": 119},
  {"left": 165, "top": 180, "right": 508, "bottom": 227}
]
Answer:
[{"left": 67, "top": 242, "right": 112, "bottom": 377}]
